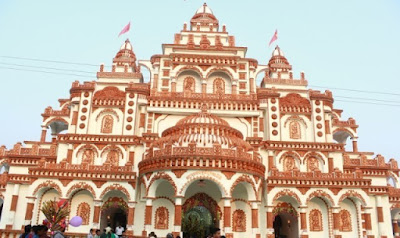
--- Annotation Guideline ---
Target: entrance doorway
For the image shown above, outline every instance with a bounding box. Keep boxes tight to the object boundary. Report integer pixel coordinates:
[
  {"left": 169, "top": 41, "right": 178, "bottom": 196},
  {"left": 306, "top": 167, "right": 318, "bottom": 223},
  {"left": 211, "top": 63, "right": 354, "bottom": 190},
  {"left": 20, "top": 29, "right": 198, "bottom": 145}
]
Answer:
[
  {"left": 181, "top": 193, "right": 221, "bottom": 238},
  {"left": 100, "top": 197, "right": 128, "bottom": 231},
  {"left": 273, "top": 203, "right": 299, "bottom": 238}
]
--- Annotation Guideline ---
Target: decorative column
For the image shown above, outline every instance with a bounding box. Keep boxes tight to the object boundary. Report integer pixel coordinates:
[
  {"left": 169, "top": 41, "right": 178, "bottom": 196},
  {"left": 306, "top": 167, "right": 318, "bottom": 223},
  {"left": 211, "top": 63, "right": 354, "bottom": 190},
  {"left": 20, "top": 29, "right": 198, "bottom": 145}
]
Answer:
[
  {"left": 361, "top": 206, "right": 373, "bottom": 237},
  {"left": 126, "top": 201, "right": 136, "bottom": 235},
  {"left": 173, "top": 197, "right": 183, "bottom": 237},
  {"left": 144, "top": 199, "right": 153, "bottom": 233},
  {"left": 40, "top": 126, "right": 48, "bottom": 142},
  {"left": 376, "top": 196, "right": 387, "bottom": 237},
  {"left": 24, "top": 196, "right": 36, "bottom": 225},
  {"left": 352, "top": 137, "right": 359, "bottom": 152},
  {"left": 251, "top": 202, "right": 260, "bottom": 237},
  {"left": 223, "top": 198, "right": 232, "bottom": 236},
  {"left": 393, "top": 219, "right": 400, "bottom": 237},
  {"left": 92, "top": 200, "right": 102, "bottom": 228},
  {"left": 67, "top": 144, "right": 73, "bottom": 163},
  {"left": 332, "top": 207, "right": 340, "bottom": 236},
  {"left": 171, "top": 77, "right": 176, "bottom": 92},
  {"left": 7, "top": 184, "right": 20, "bottom": 228},
  {"left": 201, "top": 79, "right": 207, "bottom": 94},
  {"left": 265, "top": 206, "right": 274, "bottom": 238},
  {"left": 232, "top": 80, "right": 237, "bottom": 95},
  {"left": 299, "top": 206, "right": 308, "bottom": 237}
]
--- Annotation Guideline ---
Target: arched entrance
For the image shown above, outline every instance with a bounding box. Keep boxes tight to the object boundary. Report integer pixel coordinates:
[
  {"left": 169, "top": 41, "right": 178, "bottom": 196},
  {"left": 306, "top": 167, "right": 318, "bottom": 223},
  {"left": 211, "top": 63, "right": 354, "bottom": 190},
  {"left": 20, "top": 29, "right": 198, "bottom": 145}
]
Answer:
[
  {"left": 273, "top": 202, "right": 299, "bottom": 238},
  {"left": 100, "top": 197, "right": 128, "bottom": 231},
  {"left": 182, "top": 193, "right": 222, "bottom": 238}
]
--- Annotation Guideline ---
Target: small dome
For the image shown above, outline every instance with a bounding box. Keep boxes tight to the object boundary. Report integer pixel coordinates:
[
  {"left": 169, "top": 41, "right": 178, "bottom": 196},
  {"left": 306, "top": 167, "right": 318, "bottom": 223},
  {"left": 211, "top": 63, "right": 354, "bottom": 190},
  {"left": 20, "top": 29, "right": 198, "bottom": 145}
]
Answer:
[
  {"left": 196, "top": 3, "right": 213, "bottom": 14},
  {"left": 272, "top": 45, "right": 284, "bottom": 57},
  {"left": 120, "top": 39, "right": 133, "bottom": 51}
]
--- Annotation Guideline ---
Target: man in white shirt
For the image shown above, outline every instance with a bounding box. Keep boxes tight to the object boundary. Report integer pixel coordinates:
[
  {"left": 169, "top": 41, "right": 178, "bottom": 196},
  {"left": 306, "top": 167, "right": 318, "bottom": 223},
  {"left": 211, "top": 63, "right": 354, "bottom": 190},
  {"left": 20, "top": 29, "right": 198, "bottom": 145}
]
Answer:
[{"left": 115, "top": 225, "right": 124, "bottom": 238}]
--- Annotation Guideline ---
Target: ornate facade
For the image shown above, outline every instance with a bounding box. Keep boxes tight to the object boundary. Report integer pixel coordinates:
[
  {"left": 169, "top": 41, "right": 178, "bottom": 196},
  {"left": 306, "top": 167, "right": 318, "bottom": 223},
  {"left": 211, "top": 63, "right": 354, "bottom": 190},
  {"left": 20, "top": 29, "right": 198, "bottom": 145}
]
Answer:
[{"left": 0, "top": 3, "right": 399, "bottom": 238}]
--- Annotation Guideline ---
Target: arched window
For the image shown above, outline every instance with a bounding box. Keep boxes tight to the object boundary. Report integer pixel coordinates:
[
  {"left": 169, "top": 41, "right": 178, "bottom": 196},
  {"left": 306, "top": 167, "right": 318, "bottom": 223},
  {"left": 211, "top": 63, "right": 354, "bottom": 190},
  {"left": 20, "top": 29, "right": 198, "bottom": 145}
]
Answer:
[
  {"left": 232, "top": 209, "right": 246, "bottom": 232},
  {"left": 289, "top": 121, "right": 301, "bottom": 139},
  {"left": 309, "top": 209, "right": 323, "bottom": 231},
  {"left": 77, "top": 202, "right": 90, "bottom": 225},
  {"left": 155, "top": 207, "right": 169, "bottom": 229},
  {"left": 338, "top": 209, "right": 352, "bottom": 231},
  {"left": 213, "top": 78, "right": 225, "bottom": 94},
  {"left": 101, "top": 115, "right": 113, "bottom": 134}
]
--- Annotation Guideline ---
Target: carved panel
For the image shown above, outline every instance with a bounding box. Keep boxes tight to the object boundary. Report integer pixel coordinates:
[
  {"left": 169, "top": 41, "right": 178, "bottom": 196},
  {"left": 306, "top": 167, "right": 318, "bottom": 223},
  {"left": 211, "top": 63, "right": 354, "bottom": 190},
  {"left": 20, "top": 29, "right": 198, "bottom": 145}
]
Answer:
[
  {"left": 338, "top": 209, "right": 352, "bottom": 232},
  {"left": 155, "top": 206, "right": 169, "bottom": 230},
  {"left": 289, "top": 121, "right": 301, "bottom": 139},
  {"left": 77, "top": 202, "right": 90, "bottom": 225},
  {"left": 309, "top": 209, "right": 323, "bottom": 231},
  {"left": 232, "top": 209, "right": 246, "bottom": 232},
  {"left": 101, "top": 115, "right": 114, "bottom": 134}
]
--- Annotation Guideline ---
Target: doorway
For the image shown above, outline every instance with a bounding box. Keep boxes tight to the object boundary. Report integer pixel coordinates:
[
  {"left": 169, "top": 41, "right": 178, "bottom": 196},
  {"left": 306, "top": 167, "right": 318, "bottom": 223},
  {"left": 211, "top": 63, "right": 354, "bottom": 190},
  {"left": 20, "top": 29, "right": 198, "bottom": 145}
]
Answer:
[
  {"left": 181, "top": 193, "right": 221, "bottom": 238},
  {"left": 272, "top": 202, "right": 299, "bottom": 238},
  {"left": 100, "top": 197, "right": 128, "bottom": 231}
]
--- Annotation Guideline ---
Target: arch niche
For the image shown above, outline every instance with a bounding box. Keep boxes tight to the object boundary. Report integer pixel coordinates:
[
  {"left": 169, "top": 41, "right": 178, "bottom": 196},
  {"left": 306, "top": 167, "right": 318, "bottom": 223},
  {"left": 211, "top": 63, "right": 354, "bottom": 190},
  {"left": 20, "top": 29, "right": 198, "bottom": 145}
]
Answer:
[
  {"left": 181, "top": 179, "right": 223, "bottom": 238},
  {"left": 100, "top": 190, "right": 129, "bottom": 231}
]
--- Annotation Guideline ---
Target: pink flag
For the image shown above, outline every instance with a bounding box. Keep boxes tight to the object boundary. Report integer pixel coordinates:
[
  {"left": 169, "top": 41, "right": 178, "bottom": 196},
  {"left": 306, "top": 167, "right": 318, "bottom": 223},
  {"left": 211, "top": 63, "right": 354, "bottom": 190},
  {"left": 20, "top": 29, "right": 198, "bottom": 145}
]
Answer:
[
  {"left": 268, "top": 29, "right": 278, "bottom": 46},
  {"left": 118, "top": 22, "right": 131, "bottom": 37}
]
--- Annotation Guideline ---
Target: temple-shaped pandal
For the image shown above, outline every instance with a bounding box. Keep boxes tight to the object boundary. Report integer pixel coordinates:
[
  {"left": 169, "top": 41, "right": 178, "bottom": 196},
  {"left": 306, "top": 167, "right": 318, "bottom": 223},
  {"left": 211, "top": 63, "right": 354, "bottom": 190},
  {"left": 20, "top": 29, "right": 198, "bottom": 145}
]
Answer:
[{"left": 0, "top": 3, "right": 399, "bottom": 238}]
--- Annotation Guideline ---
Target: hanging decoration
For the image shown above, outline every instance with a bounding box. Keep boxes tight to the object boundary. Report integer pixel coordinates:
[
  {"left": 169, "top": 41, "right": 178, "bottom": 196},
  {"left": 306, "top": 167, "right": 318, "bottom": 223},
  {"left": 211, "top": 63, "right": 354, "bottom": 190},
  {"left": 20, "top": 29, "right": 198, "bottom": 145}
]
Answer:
[{"left": 41, "top": 199, "right": 68, "bottom": 232}]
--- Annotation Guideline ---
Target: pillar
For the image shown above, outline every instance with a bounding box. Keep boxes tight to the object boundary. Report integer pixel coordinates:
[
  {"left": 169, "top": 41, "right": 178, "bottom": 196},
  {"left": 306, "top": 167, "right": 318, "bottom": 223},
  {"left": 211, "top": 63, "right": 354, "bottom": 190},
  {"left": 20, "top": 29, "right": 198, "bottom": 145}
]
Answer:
[
  {"left": 67, "top": 144, "right": 73, "bottom": 163},
  {"left": 332, "top": 207, "right": 340, "bottom": 236},
  {"left": 268, "top": 151, "right": 274, "bottom": 171},
  {"left": 24, "top": 197, "right": 36, "bottom": 225},
  {"left": 265, "top": 206, "right": 274, "bottom": 237},
  {"left": 40, "top": 126, "right": 47, "bottom": 142},
  {"left": 174, "top": 197, "right": 183, "bottom": 236},
  {"left": 328, "top": 157, "right": 334, "bottom": 173},
  {"left": 352, "top": 137, "right": 358, "bottom": 152},
  {"left": 126, "top": 202, "right": 136, "bottom": 235},
  {"left": 202, "top": 80, "right": 207, "bottom": 94},
  {"left": 393, "top": 219, "right": 400, "bottom": 237},
  {"left": 223, "top": 198, "right": 232, "bottom": 235},
  {"left": 92, "top": 200, "right": 102, "bottom": 228},
  {"left": 251, "top": 202, "right": 260, "bottom": 237},
  {"left": 7, "top": 184, "right": 20, "bottom": 228},
  {"left": 232, "top": 81, "right": 237, "bottom": 95},
  {"left": 171, "top": 78, "right": 176, "bottom": 92},
  {"left": 376, "top": 196, "right": 387, "bottom": 236},
  {"left": 144, "top": 199, "right": 153, "bottom": 232},
  {"left": 299, "top": 206, "right": 308, "bottom": 237},
  {"left": 153, "top": 74, "right": 158, "bottom": 90},
  {"left": 361, "top": 207, "right": 373, "bottom": 237}
]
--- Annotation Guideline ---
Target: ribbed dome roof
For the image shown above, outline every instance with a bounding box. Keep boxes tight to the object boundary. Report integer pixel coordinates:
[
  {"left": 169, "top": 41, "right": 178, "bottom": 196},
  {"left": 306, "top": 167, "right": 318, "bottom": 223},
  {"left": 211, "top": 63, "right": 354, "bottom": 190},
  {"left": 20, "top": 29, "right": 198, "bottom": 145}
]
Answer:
[
  {"left": 114, "top": 39, "right": 136, "bottom": 61},
  {"left": 152, "top": 106, "right": 252, "bottom": 150},
  {"left": 196, "top": 3, "right": 214, "bottom": 14}
]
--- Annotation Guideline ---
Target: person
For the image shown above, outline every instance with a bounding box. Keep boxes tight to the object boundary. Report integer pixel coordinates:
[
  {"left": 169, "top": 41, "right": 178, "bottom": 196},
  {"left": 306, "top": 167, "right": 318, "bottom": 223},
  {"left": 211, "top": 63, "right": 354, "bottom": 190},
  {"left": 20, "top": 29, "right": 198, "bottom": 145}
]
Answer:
[
  {"left": 33, "top": 225, "right": 49, "bottom": 238},
  {"left": 53, "top": 226, "right": 66, "bottom": 238},
  {"left": 166, "top": 233, "right": 173, "bottom": 238},
  {"left": 207, "top": 228, "right": 221, "bottom": 238},
  {"left": 88, "top": 229, "right": 95, "bottom": 238},
  {"left": 148, "top": 231, "right": 157, "bottom": 238},
  {"left": 95, "top": 229, "right": 101, "bottom": 238},
  {"left": 20, "top": 225, "right": 32, "bottom": 238},
  {"left": 220, "top": 236, "right": 226, "bottom": 238},
  {"left": 115, "top": 225, "right": 124, "bottom": 238}
]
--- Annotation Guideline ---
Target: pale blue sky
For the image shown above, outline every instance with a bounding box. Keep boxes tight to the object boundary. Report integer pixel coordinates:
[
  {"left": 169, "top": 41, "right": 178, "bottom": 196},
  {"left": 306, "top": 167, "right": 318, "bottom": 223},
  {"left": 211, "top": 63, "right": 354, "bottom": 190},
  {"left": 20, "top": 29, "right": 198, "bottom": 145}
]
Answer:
[{"left": 0, "top": 0, "right": 399, "bottom": 160}]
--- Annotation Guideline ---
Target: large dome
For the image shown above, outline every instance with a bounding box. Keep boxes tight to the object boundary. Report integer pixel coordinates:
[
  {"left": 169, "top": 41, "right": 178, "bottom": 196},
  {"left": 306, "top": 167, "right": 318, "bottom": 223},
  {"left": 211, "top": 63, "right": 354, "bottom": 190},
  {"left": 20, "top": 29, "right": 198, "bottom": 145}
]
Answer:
[{"left": 139, "top": 106, "right": 265, "bottom": 177}]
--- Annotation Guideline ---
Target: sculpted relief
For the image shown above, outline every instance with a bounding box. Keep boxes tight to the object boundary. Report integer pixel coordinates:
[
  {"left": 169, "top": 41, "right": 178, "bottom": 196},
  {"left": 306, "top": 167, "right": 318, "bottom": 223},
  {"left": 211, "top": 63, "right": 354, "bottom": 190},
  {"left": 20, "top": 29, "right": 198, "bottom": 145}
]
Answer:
[
  {"left": 77, "top": 202, "right": 90, "bottom": 225},
  {"left": 289, "top": 121, "right": 301, "bottom": 139},
  {"left": 283, "top": 156, "right": 296, "bottom": 171},
  {"left": 155, "top": 207, "right": 169, "bottom": 229},
  {"left": 338, "top": 209, "right": 352, "bottom": 232},
  {"left": 101, "top": 115, "right": 114, "bottom": 134},
  {"left": 309, "top": 209, "right": 323, "bottom": 231},
  {"left": 232, "top": 209, "right": 246, "bottom": 232}
]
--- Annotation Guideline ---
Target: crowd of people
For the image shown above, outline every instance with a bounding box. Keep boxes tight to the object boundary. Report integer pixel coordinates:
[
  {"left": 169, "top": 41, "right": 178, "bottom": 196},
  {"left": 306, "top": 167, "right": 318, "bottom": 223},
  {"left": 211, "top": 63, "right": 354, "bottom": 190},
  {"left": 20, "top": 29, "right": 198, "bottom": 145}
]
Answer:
[
  {"left": 147, "top": 228, "right": 224, "bottom": 238},
  {"left": 19, "top": 225, "right": 225, "bottom": 238},
  {"left": 19, "top": 225, "right": 66, "bottom": 238}
]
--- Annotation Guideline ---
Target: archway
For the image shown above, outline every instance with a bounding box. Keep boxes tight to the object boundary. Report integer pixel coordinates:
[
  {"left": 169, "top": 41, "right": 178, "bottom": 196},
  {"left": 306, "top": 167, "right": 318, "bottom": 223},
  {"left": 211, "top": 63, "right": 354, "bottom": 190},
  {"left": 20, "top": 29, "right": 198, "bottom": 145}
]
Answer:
[
  {"left": 182, "top": 193, "right": 222, "bottom": 238},
  {"left": 272, "top": 202, "right": 299, "bottom": 238},
  {"left": 100, "top": 197, "right": 128, "bottom": 231}
]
